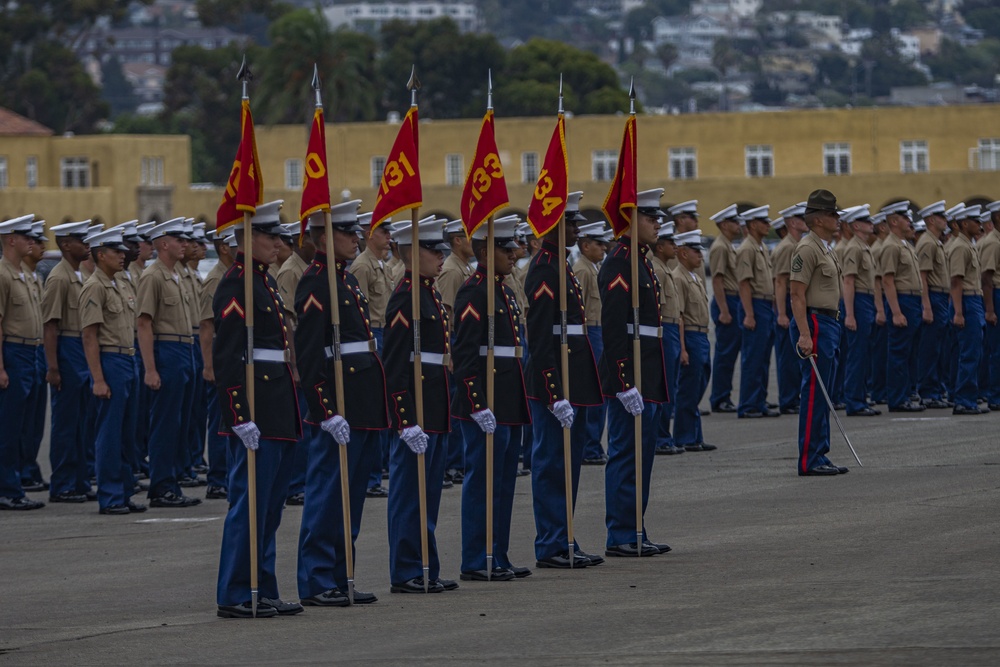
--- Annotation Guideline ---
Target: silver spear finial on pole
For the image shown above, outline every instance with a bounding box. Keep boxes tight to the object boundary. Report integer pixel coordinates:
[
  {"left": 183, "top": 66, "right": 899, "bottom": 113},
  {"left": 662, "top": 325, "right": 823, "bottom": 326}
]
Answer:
[
  {"left": 407, "top": 65, "right": 420, "bottom": 107},
  {"left": 237, "top": 55, "right": 252, "bottom": 101}
]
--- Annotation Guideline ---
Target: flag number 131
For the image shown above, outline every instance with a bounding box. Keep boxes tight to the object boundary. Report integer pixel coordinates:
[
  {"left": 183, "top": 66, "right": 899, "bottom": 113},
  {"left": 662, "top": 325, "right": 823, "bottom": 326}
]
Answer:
[{"left": 380, "top": 151, "right": 416, "bottom": 194}]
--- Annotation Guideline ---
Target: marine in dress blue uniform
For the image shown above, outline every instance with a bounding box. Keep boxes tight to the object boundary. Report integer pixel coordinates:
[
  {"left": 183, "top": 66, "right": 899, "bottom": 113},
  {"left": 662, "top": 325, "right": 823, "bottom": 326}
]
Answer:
[
  {"left": 0, "top": 215, "right": 46, "bottom": 510},
  {"left": 597, "top": 190, "right": 670, "bottom": 557},
  {"left": 524, "top": 203, "right": 605, "bottom": 568},
  {"left": 42, "top": 220, "right": 94, "bottom": 503},
  {"left": 214, "top": 201, "right": 303, "bottom": 619},
  {"left": 295, "top": 200, "right": 389, "bottom": 606},
  {"left": 79, "top": 229, "right": 146, "bottom": 515},
  {"left": 708, "top": 204, "right": 744, "bottom": 413},
  {"left": 789, "top": 190, "right": 849, "bottom": 476},
  {"left": 382, "top": 217, "right": 456, "bottom": 593},
  {"left": 451, "top": 217, "right": 531, "bottom": 580}
]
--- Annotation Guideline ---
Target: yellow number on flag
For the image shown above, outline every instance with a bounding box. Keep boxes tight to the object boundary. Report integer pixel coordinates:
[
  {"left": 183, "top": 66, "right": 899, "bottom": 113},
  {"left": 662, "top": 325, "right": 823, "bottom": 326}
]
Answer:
[
  {"left": 534, "top": 168, "right": 553, "bottom": 200},
  {"left": 541, "top": 196, "right": 563, "bottom": 217},
  {"left": 305, "top": 152, "right": 326, "bottom": 179},
  {"left": 484, "top": 153, "right": 503, "bottom": 179}
]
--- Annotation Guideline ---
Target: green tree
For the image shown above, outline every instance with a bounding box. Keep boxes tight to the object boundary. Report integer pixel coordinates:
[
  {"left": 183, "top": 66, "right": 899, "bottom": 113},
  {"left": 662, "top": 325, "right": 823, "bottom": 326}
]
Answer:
[
  {"left": 962, "top": 1, "right": 1000, "bottom": 40},
  {"left": 195, "top": 0, "right": 294, "bottom": 43}
]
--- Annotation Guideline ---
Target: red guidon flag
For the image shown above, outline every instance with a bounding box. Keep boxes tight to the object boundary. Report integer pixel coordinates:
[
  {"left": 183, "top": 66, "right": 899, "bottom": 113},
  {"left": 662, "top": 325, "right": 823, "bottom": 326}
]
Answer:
[
  {"left": 602, "top": 114, "right": 637, "bottom": 239},
  {"left": 527, "top": 113, "right": 568, "bottom": 237},
  {"left": 299, "top": 106, "right": 331, "bottom": 233},
  {"left": 216, "top": 99, "right": 263, "bottom": 232},
  {"left": 371, "top": 106, "right": 422, "bottom": 230},
  {"left": 460, "top": 109, "right": 509, "bottom": 238}
]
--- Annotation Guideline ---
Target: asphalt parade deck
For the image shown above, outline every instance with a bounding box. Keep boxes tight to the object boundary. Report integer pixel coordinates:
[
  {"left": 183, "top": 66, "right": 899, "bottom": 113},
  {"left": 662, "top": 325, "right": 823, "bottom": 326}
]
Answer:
[{"left": 3, "top": 404, "right": 998, "bottom": 665}]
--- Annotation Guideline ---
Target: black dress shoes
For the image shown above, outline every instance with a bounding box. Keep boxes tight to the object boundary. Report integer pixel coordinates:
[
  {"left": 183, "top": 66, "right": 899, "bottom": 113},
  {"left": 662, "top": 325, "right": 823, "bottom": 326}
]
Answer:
[
  {"left": 643, "top": 540, "right": 672, "bottom": 554},
  {"left": 366, "top": 485, "right": 388, "bottom": 498},
  {"left": 713, "top": 400, "right": 737, "bottom": 413},
  {"left": 953, "top": 404, "right": 988, "bottom": 415},
  {"left": 49, "top": 491, "right": 86, "bottom": 503},
  {"left": 922, "top": 398, "right": 950, "bottom": 409},
  {"left": 508, "top": 565, "right": 532, "bottom": 578},
  {"left": 99, "top": 504, "right": 131, "bottom": 515},
  {"left": 516, "top": 468, "right": 531, "bottom": 477},
  {"left": 582, "top": 454, "right": 608, "bottom": 465},
  {"left": 780, "top": 405, "right": 800, "bottom": 415},
  {"left": 847, "top": 407, "right": 881, "bottom": 416},
  {"left": 460, "top": 568, "right": 514, "bottom": 582},
  {"left": 149, "top": 491, "right": 201, "bottom": 508},
  {"left": 300, "top": 589, "right": 350, "bottom": 606},
  {"left": 445, "top": 469, "right": 465, "bottom": 484},
  {"left": 285, "top": 492, "right": 304, "bottom": 506},
  {"left": 536, "top": 552, "right": 590, "bottom": 569},
  {"left": 390, "top": 577, "right": 444, "bottom": 594},
  {"left": 826, "top": 464, "right": 849, "bottom": 474},
  {"left": 799, "top": 465, "right": 841, "bottom": 476},
  {"left": 655, "top": 444, "right": 684, "bottom": 455},
  {"left": 127, "top": 501, "right": 148, "bottom": 513},
  {"left": 575, "top": 550, "right": 605, "bottom": 566},
  {"left": 0, "top": 496, "right": 45, "bottom": 510},
  {"left": 684, "top": 442, "right": 717, "bottom": 452},
  {"left": 605, "top": 542, "right": 658, "bottom": 557},
  {"left": 833, "top": 402, "right": 846, "bottom": 410},
  {"left": 738, "top": 410, "right": 764, "bottom": 418},
  {"left": 441, "top": 477, "right": 453, "bottom": 489},
  {"left": 888, "top": 402, "right": 926, "bottom": 412},
  {"left": 205, "top": 486, "right": 228, "bottom": 500},
  {"left": 217, "top": 601, "right": 278, "bottom": 618},
  {"left": 21, "top": 480, "right": 48, "bottom": 492},
  {"left": 433, "top": 578, "right": 459, "bottom": 591},
  {"left": 259, "top": 597, "right": 304, "bottom": 615}
]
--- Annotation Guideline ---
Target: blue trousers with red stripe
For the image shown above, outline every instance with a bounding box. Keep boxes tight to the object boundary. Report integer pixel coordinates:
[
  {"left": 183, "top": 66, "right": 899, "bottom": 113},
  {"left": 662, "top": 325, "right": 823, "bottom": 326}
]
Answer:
[{"left": 791, "top": 312, "right": 841, "bottom": 474}]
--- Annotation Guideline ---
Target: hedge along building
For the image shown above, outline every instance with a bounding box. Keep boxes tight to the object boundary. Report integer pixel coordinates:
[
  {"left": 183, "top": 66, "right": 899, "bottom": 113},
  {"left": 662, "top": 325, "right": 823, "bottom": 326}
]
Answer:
[{"left": 3, "top": 104, "right": 1000, "bottom": 229}]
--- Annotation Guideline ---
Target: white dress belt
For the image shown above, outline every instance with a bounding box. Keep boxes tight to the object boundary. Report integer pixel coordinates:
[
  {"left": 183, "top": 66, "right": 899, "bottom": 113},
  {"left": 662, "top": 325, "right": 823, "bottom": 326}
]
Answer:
[
  {"left": 410, "top": 351, "right": 449, "bottom": 365},
  {"left": 627, "top": 324, "right": 662, "bottom": 338},
  {"left": 552, "top": 324, "right": 586, "bottom": 335},
  {"left": 252, "top": 348, "right": 290, "bottom": 363},
  {"left": 324, "top": 339, "right": 377, "bottom": 358},
  {"left": 479, "top": 345, "right": 523, "bottom": 358}
]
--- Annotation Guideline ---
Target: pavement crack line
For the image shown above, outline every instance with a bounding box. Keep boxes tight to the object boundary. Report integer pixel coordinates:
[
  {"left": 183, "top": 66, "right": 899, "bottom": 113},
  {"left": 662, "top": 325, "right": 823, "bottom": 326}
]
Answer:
[{"left": 7, "top": 621, "right": 204, "bottom": 653}]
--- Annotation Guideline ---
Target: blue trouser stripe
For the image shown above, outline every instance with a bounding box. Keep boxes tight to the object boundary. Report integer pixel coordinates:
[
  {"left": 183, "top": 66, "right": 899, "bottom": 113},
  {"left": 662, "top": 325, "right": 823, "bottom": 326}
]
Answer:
[
  {"left": 710, "top": 294, "right": 741, "bottom": 407},
  {"left": 792, "top": 313, "right": 840, "bottom": 473}
]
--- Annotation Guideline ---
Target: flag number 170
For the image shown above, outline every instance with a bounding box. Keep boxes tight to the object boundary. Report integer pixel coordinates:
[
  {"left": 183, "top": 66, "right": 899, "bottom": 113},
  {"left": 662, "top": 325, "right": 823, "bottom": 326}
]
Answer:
[{"left": 380, "top": 151, "right": 417, "bottom": 194}]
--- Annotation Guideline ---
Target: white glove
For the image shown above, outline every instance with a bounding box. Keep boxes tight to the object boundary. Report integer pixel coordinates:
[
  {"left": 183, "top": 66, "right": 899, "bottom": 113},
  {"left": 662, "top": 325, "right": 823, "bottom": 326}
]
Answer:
[
  {"left": 549, "top": 399, "right": 575, "bottom": 429},
  {"left": 232, "top": 421, "right": 260, "bottom": 451},
  {"left": 471, "top": 408, "right": 497, "bottom": 434},
  {"left": 321, "top": 415, "right": 352, "bottom": 446},
  {"left": 400, "top": 425, "right": 429, "bottom": 455},
  {"left": 616, "top": 387, "right": 644, "bottom": 416}
]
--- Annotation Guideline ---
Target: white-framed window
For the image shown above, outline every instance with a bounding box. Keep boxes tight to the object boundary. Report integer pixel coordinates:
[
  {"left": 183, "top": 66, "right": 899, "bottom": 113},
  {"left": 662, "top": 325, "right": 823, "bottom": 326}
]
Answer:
[
  {"left": 745, "top": 145, "right": 773, "bottom": 177},
  {"left": 521, "top": 151, "right": 539, "bottom": 184},
  {"left": 976, "top": 138, "right": 1000, "bottom": 171},
  {"left": 823, "top": 142, "right": 851, "bottom": 175},
  {"left": 371, "top": 156, "right": 386, "bottom": 188},
  {"left": 0, "top": 157, "right": 8, "bottom": 189},
  {"left": 284, "top": 158, "right": 302, "bottom": 190},
  {"left": 900, "top": 140, "right": 928, "bottom": 173},
  {"left": 668, "top": 147, "right": 697, "bottom": 180},
  {"left": 60, "top": 157, "right": 89, "bottom": 188},
  {"left": 25, "top": 156, "right": 37, "bottom": 188},
  {"left": 592, "top": 150, "right": 617, "bottom": 182},
  {"left": 445, "top": 153, "right": 464, "bottom": 187},
  {"left": 140, "top": 156, "right": 164, "bottom": 186}
]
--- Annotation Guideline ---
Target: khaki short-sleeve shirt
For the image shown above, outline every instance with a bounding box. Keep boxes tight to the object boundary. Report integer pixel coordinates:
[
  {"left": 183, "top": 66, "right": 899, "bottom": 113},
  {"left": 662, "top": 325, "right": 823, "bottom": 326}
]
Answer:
[
  {"left": 977, "top": 229, "right": 1000, "bottom": 289},
  {"left": 790, "top": 233, "right": 842, "bottom": 310},
  {"left": 0, "top": 259, "right": 43, "bottom": 338},
  {"left": 708, "top": 234, "right": 739, "bottom": 293},
  {"left": 841, "top": 236, "right": 876, "bottom": 292},
  {"left": 40, "top": 258, "right": 85, "bottom": 332},
  {"left": 349, "top": 247, "right": 391, "bottom": 327},
  {"left": 201, "top": 262, "right": 227, "bottom": 324},
  {"left": 276, "top": 253, "right": 307, "bottom": 323},
  {"left": 386, "top": 255, "right": 404, "bottom": 288},
  {"left": 915, "top": 232, "right": 949, "bottom": 290},
  {"left": 735, "top": 238, "right": 774, "bottom": 296},
  {"left": 114, "top": 270, "right": 139, "bottom": 334},
  {"left": 946, "top": 234, "right": 982, "bottom": 294},
  {"left": 80, "top": 270, "right": 134, "bottom": 348},
  {"left": 136, "top": 259, "right": 191, "bottom": 336},
  {"left": 436, "top": 252, "right": 474, "bottom": 309},
  {"left": 178, "top": 265, "right": 201, "bottom": 331},
  {"left": 672, "top": 264, "right": 709, "bottom": 328},
  {"left": 879, "top": 234, "right": 921, "bottom": 292},
  {"left": 771, "top": 235, "right": 797, "bottom": 277},
  {"left": 871, "top": 237, "right": 885, "bottom": 277},
  {"left": 650, "top": 255, "right": 680, "bottom": 320},
  {"left": 573, "top": 257, "right": 602, "bottom": 325}
]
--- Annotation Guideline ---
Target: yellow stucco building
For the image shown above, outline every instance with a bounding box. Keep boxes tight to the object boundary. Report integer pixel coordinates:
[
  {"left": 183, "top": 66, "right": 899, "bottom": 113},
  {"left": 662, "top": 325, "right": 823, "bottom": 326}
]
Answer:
[{"left": 3, "top": 104, "right": 1000, "bottom": 229}]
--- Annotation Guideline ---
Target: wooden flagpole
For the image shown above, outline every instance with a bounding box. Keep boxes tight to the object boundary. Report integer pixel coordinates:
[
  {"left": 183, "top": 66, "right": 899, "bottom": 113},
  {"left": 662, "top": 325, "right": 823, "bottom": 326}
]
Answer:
[
  {"left": 628, "top": 83, "right": 643, "bottom": 555},
  {"left": 556, "top": 77, "right": 574, "bottom": 566}
]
